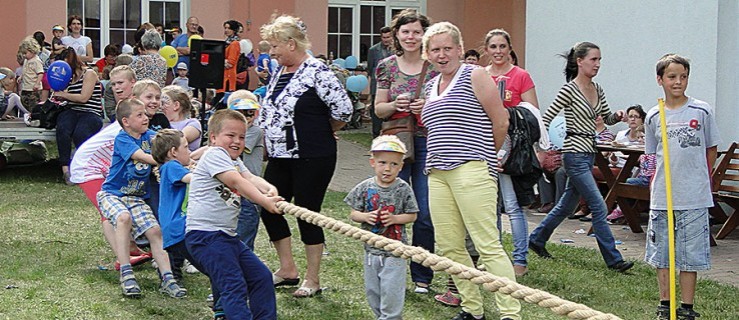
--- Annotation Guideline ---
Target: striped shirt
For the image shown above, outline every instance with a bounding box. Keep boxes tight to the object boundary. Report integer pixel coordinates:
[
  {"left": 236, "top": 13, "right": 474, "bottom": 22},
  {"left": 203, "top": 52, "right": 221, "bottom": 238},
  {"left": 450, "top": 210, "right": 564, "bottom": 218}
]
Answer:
[
  {"left": 422, "top": 64, "right": 499, "bottom": 178},
  {"left": 66, "top": 68, "right": 103, "bottom": 117},
  {"left": 542, "top": 81, "right": 619, "bottom": 153}
]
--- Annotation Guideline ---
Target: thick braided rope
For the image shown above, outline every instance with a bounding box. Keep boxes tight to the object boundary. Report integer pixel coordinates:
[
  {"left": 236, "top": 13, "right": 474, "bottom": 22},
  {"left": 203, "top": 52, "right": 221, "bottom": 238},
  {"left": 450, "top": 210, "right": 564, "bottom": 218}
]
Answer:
[{"left": 277, "top": 201, "right": 623, "bottom": 320}]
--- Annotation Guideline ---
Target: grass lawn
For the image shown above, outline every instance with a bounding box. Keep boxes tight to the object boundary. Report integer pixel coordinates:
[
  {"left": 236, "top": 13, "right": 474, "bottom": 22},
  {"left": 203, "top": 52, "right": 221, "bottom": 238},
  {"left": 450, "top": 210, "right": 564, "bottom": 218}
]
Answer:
[
  {"left": 338, "top": 130, "right": 373, "bottom": 149},
  {"left": 1, "top": 159, "right": 738, "bottom": 319}
]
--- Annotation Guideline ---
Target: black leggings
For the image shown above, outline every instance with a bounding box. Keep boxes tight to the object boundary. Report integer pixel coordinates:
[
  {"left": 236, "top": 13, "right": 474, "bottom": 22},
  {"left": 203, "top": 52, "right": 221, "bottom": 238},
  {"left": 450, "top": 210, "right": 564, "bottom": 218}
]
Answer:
[{"left": 260, "top": 156, "right": 336, "bottom": 245}]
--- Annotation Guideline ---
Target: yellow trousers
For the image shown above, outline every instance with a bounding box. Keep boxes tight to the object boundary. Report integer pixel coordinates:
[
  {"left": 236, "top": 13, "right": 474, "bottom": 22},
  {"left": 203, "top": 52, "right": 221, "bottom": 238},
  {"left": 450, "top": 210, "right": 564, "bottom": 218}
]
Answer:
[{"left": 428, "top": 161, "right": 521, "bottom": 319}]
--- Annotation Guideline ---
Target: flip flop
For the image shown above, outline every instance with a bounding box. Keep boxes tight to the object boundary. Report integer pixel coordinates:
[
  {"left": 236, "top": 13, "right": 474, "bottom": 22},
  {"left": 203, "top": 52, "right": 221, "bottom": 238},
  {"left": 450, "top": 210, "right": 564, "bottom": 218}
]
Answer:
[
  {"left": 273, "top": 273, "right": 300, "bottom": 287},
  {"left": 292, "top": 286, "right": 322, "bottom": 298}
]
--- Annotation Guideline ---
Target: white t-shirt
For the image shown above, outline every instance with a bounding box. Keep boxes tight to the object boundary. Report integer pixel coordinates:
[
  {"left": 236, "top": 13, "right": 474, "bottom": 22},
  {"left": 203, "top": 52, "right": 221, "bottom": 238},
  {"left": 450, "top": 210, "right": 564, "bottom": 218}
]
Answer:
[
  {"left": 69, "top": 122, "right": 121, "bottom": 183},
  {"left": 61, "top": 35, "right": 92, "bottom": 57}
]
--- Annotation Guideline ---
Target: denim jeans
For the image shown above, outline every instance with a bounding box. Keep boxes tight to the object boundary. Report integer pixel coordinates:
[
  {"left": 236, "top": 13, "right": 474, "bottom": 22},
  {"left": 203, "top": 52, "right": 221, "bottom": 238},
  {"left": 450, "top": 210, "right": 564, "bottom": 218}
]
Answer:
[
  {"left": 529, "top": 153, "right": 624, "bottom": 267},
  {"left": 498, "top": 173, "right": 528, "bottom": 266},
  {"left": 398, "top": 135, "right": 434, "bottom": 285},
  {"left": 56, "top": 109, "right": 103, "bottom": 166},
  {"left": 237, "top": 198, "right": 260, "bottom": 251}
]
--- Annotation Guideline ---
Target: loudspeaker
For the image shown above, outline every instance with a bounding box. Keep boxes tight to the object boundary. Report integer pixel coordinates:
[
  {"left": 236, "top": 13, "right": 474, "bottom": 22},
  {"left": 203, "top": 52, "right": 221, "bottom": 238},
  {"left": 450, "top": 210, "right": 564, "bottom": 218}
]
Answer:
[{"left": 189, "top": 39, "right": 225, "bottom": 89}]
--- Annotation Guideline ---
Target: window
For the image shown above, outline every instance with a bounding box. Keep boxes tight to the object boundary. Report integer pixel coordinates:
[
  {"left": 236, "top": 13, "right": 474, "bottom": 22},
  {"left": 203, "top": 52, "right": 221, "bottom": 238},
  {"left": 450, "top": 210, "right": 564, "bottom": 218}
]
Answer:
[
  {"left": 328, "top": 0, "right": 425, "bottom": 64},
  {"left": 67, "top": 0, "right": 187, "bottom": 58}
]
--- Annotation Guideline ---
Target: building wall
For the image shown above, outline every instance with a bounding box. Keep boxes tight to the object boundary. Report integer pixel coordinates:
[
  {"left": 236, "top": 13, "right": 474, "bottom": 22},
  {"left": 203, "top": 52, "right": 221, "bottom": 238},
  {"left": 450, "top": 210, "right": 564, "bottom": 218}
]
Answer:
[
  {"left": 1, "top": 1, "right": 67, "bottom": 69},
  {"left": 526, "top": 0, "right": 734, "bottom": 146}
]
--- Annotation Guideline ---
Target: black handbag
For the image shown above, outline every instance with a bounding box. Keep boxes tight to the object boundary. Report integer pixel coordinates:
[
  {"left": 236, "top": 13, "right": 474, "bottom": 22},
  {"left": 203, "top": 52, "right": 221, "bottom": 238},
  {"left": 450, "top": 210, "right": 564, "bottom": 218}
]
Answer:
[{"left": 30, "top": 98, "right": 67, "bottom": 129}]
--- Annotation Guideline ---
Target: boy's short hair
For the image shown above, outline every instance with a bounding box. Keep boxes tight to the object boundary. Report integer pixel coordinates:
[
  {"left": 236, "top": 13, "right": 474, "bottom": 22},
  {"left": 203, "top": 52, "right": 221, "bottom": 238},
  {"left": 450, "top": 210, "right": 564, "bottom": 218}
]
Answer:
[
  {"left": 110, "top": 65, "right": 136, "bottom": 81},
  {"left": 103, "top": 44, "right": 121, "bottom": 57},
  {"left": 152, "top": 129, "right": 185, "bottom": 164},
  {"left": 208, "top": 109, "right": 247, "bottom": 136},
  {"left": 133, "top": 79, "right": 160, "bottom": 97},
  {"left": 19, "top": 36, "right": 41, "bottom": 55},
  {"left": 370, "top": 135, "right": 407, "bottom": 156},
  {"left": 258, "top": 40, "right": 270, "bottom": 52},
  {"left": 656, "top": 53, "right": 690, "bottom": 77},
  {"left": 116, "top": 98, "right": 145, "bottom": 127},
  {"left": 464, "top": 49, "right": 480, "bottom": 59}
]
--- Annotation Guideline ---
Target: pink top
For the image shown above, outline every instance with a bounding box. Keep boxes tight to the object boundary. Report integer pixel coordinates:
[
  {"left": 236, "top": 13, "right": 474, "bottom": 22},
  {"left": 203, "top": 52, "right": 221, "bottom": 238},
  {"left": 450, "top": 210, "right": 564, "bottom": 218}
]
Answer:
[{"left": 490, "top": 65, "right": 535, "bottom": 108}]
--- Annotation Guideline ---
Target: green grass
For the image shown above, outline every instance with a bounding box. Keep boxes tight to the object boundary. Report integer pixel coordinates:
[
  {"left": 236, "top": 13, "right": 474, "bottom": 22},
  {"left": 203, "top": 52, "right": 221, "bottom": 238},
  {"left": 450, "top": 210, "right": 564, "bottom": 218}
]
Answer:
[
  {"left": 338, "top": 130, "right": 373, "bottom": 148},
  {"left": 1, "top": 160, "right": 738, "bottom": 319}
]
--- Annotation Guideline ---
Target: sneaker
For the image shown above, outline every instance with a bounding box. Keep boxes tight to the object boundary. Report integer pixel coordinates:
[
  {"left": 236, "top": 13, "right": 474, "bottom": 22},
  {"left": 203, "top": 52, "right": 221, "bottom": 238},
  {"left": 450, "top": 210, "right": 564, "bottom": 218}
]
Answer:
[
  {"left": 206, "top": 293, "right": 214, "bottom": 308},
  {"left": 183, "top": 259, "right": 200, "bottom": 274},
  {"left": 677, "top": 307, "right": 701, "bottom": 320},
  {"left": 160, "top": 278, "right": 187, "bottom": 298},
  {"left": 63, "top": 171, "right": 75, "bottom": 186},
  {"left": 608, "top": 260, "right": 634, "bottom": 273},
  {"left": 607, "top": 208, "right": 624, "bottom": 221},
  {"left": 528, "top": 240, "right": 552, "bottom": 259},
  {"left": 434, "top": 290, "right": 461, "bottom": 307},
  {"left": 451, "top": 311, "right": 485, "bottom": 320},
  {"left": 413, "top": 283, "right": 430, "bottom": 294},
  {"left": 656, "top": 305, "right": 670, "bottom": 320}
]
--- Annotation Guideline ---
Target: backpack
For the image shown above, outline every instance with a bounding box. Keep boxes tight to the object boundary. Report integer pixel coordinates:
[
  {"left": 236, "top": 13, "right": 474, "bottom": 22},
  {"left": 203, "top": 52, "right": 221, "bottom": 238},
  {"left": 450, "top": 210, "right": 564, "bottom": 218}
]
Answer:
[
  {"left": 30, "top": 99, "right": 67, "bottom": 129},
  {"left": 0, "top": 141, "right": 48, "bottom": 167}
]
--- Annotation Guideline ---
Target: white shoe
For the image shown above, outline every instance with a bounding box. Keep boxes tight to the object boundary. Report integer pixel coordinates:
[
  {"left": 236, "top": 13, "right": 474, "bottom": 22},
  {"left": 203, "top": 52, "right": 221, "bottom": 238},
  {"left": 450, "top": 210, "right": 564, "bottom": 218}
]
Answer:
[{"left": 184, "top": 259, "right": 200, "bottom": 274}]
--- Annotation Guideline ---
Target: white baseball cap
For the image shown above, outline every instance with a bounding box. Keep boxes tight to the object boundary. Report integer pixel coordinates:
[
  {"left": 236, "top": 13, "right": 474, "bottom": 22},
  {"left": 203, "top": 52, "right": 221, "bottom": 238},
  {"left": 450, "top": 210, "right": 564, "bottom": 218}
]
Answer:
[
  {"left": 370, "top": 135, "right": 407, "bottom": 155},
  {"left": 176, "top": 62, "right": 188, "bottom": 70}
]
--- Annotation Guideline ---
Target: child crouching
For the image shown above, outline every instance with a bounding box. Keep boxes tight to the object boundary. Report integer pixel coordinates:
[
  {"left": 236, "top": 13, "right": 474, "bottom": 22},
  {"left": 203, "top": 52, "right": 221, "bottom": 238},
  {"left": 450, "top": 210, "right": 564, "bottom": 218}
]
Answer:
[
  {"left": 344, "top": 135, "right": 418, "bottom": 320},
  {"left": 97, "top": 98, "right": 186, "bottom": 298},
  {"left": 185, "top": 109, "right": 282, "bottom": 319}
]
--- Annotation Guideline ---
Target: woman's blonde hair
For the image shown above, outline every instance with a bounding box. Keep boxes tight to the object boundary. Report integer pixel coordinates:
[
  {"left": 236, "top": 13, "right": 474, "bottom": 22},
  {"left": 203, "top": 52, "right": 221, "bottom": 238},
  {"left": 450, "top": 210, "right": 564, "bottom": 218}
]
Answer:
[
  {"left": 0, "top": 67, "right": 16, "bottom": 89},
  {"left": 162, "top": 85, "right": 194, "bottom": 118},
  {"left": 260, "top": 14, "right": 311, "bottom": 51},
  {"left": 422, "top": 22, "right": 463, "bottom": 60}
]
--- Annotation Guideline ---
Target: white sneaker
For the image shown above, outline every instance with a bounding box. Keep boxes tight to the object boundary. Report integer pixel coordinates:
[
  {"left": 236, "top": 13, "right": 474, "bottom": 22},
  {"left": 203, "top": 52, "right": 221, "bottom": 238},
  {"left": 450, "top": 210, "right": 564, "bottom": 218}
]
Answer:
[{"left": 184, "top": 259, "right": 200, "bottom": 274}]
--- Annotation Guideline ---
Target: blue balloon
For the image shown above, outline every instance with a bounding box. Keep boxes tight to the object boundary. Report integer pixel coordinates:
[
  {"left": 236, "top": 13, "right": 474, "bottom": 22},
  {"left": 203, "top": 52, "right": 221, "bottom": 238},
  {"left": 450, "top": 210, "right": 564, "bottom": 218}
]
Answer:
[
  {"left": 47, "top": 61, "right": 73, "bottom": 91},
  {"left": 346, "top": 75, "right": 368, "bottom": 93},
  {"left": 253, "top": 86, "right": 267, "bottom": 99},
  {"left": 548, "top": 116, "right": 567, "bottom": 149},
  {"left": 332, "top": 58, "right": 346, "bottom": 69},
  {"left": 345, "top": 55, "right": 358, "bottom": 69}
]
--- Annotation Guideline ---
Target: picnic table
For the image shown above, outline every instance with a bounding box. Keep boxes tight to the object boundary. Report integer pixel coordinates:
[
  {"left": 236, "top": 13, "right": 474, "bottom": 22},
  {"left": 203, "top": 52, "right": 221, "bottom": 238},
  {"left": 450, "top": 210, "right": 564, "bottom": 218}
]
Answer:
[
  {"left": 0, "top": 120, "right": 56, "bottom": 142},
  {"left": 594, "top": 143, "right": 648, "bottom": 233}
]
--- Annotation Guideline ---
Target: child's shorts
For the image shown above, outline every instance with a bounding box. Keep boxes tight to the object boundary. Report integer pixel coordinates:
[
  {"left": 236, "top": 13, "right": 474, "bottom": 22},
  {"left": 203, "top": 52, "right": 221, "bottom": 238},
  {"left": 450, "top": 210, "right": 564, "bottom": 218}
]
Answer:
[
  {"left": 644, "top": 208, "right": 711, "bottom": 271},
  {"left": 97, "top": 191, "right": 159, "bottom": 240}
]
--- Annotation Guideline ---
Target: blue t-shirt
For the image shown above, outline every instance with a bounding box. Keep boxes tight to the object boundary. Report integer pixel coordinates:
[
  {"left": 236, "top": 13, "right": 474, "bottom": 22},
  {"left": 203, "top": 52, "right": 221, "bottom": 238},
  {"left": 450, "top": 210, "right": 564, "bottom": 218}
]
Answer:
[
  {"left": 102, "top": 130, "right": 155, "bottom": 198},
  {"left": 171, "top": 34, "right": 190, "bottom": 67},
  {"left": 158, "top": 160, "right": 191, "bottom": 248},
  {"left": 257, "top": 53, "right": 270, "bottom": 73}
]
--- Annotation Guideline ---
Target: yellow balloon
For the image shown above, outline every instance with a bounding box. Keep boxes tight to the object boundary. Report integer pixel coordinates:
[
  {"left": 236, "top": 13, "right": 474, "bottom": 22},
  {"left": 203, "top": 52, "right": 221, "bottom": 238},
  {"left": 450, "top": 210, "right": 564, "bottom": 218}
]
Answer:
[
  {"left": 159, "top": 46, "right": 178, "bottom": 68},
  {"left": 188, "top": 35, "right": 203, "bottom": 47}
]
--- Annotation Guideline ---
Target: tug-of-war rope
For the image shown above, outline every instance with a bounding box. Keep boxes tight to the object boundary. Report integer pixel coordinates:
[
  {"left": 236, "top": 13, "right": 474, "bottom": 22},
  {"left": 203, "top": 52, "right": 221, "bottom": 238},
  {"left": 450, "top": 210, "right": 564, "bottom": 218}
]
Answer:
[{"left": 277, "top": 201, "right": 623, "bottom": 320}]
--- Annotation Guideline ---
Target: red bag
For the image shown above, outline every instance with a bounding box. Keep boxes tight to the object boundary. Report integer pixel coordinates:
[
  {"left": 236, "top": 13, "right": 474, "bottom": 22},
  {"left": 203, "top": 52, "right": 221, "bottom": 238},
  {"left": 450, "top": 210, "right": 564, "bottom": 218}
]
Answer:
[{"left": 537, "top": 149, "right": 562, "bottom": 174}]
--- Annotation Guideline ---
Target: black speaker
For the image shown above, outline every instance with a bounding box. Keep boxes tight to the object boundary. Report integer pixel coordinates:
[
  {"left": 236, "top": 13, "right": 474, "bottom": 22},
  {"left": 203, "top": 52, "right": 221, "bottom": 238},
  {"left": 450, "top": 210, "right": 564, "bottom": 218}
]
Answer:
[{"left": 189, "top": 39, "right": 225, "bottom": 89}]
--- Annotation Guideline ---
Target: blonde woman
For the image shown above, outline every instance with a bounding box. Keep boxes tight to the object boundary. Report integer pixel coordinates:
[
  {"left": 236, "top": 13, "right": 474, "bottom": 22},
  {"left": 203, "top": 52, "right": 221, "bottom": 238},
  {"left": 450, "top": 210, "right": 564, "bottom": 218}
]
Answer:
[
  {"left": 259, "top": 14, "right": 352, "bottom": 298},
  {"left": 161, "top": 85, "right": 202, "bottom": 150}
]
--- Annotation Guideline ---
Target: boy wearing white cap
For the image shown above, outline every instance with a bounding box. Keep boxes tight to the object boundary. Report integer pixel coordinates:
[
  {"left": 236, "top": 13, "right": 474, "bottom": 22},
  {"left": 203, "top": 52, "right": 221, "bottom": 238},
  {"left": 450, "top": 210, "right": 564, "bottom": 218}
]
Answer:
[
  {"left": 172, "top": 62, "right": 190, "bottom": 91},
  {"left": 344, "top": 135, "right": 418, "bottom": 320}
]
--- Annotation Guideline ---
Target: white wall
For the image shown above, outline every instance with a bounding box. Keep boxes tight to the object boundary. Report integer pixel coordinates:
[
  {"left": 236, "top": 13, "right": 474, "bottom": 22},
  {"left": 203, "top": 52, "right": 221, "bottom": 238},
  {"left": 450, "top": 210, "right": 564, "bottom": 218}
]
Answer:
[{"left": 526, "top": 0, "right": 735, "bottom": 146}]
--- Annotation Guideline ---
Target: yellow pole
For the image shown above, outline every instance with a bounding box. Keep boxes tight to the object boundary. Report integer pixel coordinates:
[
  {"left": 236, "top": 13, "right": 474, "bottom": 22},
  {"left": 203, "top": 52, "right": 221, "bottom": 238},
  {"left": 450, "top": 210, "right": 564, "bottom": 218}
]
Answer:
[{"left": 658, "top": 98, "right": 677, "bottom": 319}]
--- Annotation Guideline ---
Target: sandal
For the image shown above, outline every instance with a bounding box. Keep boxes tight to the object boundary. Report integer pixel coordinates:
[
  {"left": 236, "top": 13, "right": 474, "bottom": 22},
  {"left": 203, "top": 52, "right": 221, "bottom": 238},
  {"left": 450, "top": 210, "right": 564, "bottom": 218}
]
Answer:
[
  {"left": 273, "top": 273, "right": 300, "bottom": 287},
  {"left": 160, "top": 278, "right": 187, "bottom": 298},
  {"left": 120, "top": 273, "right": 142, "bottom": 298},
  {"left": 292, "top": 286, "right": 322, "bottom": 298}
]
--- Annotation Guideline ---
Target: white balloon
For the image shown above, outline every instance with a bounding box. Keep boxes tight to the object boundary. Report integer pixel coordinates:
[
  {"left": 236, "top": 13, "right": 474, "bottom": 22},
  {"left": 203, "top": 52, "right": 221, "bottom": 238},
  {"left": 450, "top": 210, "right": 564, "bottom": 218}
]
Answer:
[{"left": 239, "top": 39, "right": 253, "bottom": 56}]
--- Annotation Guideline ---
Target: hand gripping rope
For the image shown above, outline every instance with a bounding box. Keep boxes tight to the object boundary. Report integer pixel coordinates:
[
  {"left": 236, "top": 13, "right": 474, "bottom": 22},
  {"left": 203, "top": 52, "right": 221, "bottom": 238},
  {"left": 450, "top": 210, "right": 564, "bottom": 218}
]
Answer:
[{"left": 276, "top": 201, "right": 624, "bottom": 320}]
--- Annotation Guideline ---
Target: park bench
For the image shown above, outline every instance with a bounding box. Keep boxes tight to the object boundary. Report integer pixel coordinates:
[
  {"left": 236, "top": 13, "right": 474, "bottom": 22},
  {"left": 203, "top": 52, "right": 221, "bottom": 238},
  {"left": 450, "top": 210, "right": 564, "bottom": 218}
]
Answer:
[{"left": 711, "top": 141, "right": 739, "bottom": 239}]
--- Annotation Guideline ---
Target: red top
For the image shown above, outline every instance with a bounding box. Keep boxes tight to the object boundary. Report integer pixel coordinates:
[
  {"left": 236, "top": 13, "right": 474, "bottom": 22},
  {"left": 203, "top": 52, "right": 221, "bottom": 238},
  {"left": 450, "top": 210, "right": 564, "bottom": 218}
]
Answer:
[{"left": 490, "top": 65, "right": 535, "bottom": 108}]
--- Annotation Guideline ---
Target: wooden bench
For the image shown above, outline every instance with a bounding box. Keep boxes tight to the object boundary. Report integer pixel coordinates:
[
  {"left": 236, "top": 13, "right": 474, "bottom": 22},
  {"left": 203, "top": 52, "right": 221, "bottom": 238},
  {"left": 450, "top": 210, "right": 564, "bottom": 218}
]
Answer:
[{"left": 711, "top": 142, "right": 739, "bottom": 239}]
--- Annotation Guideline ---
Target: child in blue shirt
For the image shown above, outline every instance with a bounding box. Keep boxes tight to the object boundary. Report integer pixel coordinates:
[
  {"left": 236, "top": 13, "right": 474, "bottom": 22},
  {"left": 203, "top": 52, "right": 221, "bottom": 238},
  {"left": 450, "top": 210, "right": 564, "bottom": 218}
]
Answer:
[
  {"left": 97, "top": 98, "right": 186, "bottom": 298},
  {"left": 256, "top": 40, "right": 271, "bottom": 86}
]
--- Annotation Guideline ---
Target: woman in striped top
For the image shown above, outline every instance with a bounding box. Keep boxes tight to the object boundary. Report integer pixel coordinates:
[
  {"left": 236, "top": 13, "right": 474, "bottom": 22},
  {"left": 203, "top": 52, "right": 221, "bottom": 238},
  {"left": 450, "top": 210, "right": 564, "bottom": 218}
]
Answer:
[
  {"left": 528, "top": 42, "right": 634, "bottom": 273},
  {"left": 54, "top": 48, "right": 103, "bottom": 185},
  {"left": 422, "top": 22, "right": 520, "bottom": 320}
]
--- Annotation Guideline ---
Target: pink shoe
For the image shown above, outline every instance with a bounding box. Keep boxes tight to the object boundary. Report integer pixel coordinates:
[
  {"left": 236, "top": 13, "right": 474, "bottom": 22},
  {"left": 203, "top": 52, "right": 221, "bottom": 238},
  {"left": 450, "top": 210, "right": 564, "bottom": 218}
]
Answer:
[
  {"left": 434, "top": 290, "right": 461, "bottom": 307},
  {"left": 607, "top": 208, "right": 624, "bottom": 221}
]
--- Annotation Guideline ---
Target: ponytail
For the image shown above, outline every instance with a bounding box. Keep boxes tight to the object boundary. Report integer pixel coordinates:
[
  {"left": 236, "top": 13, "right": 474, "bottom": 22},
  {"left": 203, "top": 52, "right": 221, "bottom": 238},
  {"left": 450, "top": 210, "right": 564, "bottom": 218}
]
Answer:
[{"left": 559, "top": 42, "right": 599, "bottom": 82}]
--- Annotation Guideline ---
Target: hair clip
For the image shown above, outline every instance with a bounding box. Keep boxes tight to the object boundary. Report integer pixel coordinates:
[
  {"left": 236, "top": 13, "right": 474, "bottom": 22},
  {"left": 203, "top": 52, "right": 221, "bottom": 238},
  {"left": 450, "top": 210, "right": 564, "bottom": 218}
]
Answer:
[{"left": 296, "top": 20, "right": 307, "bottom": 34}]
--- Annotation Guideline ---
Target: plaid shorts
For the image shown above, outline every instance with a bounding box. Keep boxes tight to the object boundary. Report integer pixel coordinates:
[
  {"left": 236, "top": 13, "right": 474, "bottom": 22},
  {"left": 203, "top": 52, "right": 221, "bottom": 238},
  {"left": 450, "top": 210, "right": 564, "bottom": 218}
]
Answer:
[
  {"left": 97, "top": 191, "right": 159, "bottom": 240},
  {"left": 644, "top": 208, "right": 711, "bottom": 271}
]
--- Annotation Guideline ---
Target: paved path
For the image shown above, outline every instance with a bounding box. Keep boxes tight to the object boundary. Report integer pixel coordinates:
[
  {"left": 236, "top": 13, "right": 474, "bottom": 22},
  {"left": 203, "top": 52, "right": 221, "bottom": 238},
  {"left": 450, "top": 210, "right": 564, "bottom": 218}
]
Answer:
[{"left": 330, "top": 129, "right": 739, "bottom": 287}]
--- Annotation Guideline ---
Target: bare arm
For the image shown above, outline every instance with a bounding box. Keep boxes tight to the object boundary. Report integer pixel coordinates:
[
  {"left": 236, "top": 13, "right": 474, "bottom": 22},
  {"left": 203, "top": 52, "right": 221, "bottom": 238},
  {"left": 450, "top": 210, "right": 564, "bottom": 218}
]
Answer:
[
  {"left": 380, "top": 211, "right": 417, "bottom": 226},
  {"left": 520, "top": 87, "right": 539, "bottom": 108},
  {"left": 176, "top": 46, "right": 190, "bottom": 56},
  {"left": 78, "top": 42, "right": 94, "bottom": 63},
  {"left": 181, "top": 125, "right": 201, "bottom": 144},
  {"left": 181, "top": 173, "right": 193, "bottom": 184},
  {"left": 239, "top": 170, "right": 278, "bottom": 196},
  {"left": 56, "top": 70, "right": 98, "bottom": 103},
  {"left": 216, "top": 170, "right": 282, "bottom": 213},
  {"left": 190, "top": 146, "right": 209, "bottom": 160},
  {"left": 350, "top": 209, "right": 379, "bottom": 225},
  {"left": 330, "top": 118, "right": 346, "bottom": 132},
  {"left": 131, "top": 149, "right": 158, "bottom": 165},
  {"left": 471, "top": 68, "right": 508, "bottom": 151}
]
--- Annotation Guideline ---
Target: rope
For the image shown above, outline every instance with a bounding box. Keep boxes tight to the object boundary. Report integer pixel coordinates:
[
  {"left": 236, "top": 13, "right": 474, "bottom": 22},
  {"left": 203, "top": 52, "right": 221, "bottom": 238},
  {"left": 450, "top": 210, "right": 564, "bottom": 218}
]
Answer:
[{"left": 277, "top": 201, "right": 623, "bottom": 320}]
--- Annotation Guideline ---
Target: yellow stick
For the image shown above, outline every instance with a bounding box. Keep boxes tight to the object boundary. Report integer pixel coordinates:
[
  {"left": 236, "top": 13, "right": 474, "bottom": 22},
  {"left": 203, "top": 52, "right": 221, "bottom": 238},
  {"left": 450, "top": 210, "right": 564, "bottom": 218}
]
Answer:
[{"left": 658, "top": 98, "right": 677, "bottom": 319}]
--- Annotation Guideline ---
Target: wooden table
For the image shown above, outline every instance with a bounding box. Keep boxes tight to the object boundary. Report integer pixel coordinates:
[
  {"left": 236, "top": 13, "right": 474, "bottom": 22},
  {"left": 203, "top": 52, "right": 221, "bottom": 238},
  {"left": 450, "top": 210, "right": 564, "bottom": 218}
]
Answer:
[
  {"left": 594, "top": 144, "right": 648, "bottom": 233},
  {"left": 0, "top": 120, "right": 56, "bottom": 142}
]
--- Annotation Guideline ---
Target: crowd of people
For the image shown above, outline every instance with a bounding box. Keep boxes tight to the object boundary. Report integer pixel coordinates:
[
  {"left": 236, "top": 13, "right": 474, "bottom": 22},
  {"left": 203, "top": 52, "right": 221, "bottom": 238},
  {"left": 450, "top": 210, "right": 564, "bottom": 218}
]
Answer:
[{"left": 0, "top": 7, "right": 721, "bottom": 320}]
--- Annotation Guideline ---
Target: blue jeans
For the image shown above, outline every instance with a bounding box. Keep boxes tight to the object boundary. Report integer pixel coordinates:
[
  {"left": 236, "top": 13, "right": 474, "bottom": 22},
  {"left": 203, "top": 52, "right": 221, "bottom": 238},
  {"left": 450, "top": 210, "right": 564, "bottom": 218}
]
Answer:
[
  {"left": 186, "top": 230, "right": 276, "bottom": 320},
  {"left": 398, "top": 135, "right": 434, "bottom": 285},
  {"left": 498, "top": 173, "right": 528, "bottom": 266},
  {"left": 56, "top": 109, "right": 102, "bottom": 166},
  {"left": 529, "top": 153, "right": 624, "bottom": 267},
  {"left": 237, "top": 198, "right": 260, "bottom": 251}
]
